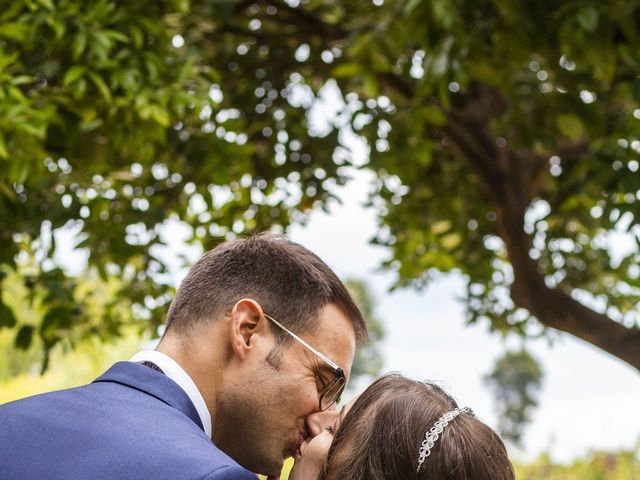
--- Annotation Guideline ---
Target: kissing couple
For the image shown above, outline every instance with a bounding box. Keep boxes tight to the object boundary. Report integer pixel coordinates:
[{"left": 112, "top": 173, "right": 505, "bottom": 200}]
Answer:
[{"left": 0, "top": 234, "right": 514, "bottom": 479}]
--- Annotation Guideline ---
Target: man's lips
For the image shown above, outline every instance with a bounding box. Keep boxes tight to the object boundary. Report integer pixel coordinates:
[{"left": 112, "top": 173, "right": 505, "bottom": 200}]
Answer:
[{"left": 293, "top": 432, "right": 308, "bottom": 459}]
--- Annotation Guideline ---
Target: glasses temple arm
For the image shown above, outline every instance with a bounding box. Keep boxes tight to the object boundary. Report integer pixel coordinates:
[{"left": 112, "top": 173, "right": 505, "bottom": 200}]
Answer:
[{"left": 264, "top": 314, "right": 342, "bottom": 372}]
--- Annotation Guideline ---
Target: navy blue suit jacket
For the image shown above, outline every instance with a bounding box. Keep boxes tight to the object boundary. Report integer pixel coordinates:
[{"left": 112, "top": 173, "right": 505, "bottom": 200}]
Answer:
[{"left": 0, "top": 362, "right": 257, "bottom": 480}]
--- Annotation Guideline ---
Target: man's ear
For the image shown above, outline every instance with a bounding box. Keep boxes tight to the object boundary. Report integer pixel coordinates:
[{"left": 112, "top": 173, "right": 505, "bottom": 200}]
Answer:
[{"left": 229, "top": 298, "right": 265, "bottom": 360}]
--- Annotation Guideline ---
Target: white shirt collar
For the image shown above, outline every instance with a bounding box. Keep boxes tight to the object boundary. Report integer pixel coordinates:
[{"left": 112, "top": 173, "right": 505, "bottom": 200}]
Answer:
[{"left": 129, "top": 350, "right": 212, "bottom": 439}]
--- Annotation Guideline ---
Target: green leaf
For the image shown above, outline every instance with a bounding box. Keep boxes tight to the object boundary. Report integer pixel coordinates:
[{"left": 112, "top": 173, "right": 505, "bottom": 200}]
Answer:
[
  {"left": 0, "top": 299, "right": 16, "bottom": 328},
  {"left": 63, "top": 66, "right": 86, "bottom": 86},
  {"left": 35, "top": 0, "right": 55, "bottom": 10},
  {"left": 46, "top": 16, "right": 65, "bottom": 40},
  {"left": 362, "top": 74, "right": 379, "bottom": 97},
  {"left": 15, "top": 325, "right": 35, "bottom": 349},
  {"left": 441, "top": 232, "right": 462, "bottom": 250},
  {"left": 0, "top": 134, "right": 8, "bottom": 160},
  {"left": 129, "top": 25, "right": 144, "bottom": 49},
  {"left": 432, "top": 220, "right": 452, "bottom": 234},
  {"left": 104, "top": 30, "right": 130, "bottom": 44},
  {"left": 404, "top": 0, "right": 423, "bottom": 15},
  {"left": 16, "top": 122, "right": 46, "bottom": 139},
  {"left": 0, "top": 52, "right": 19, "bottom": 71},
  {"left": 10, "top": 75, "right": 35, "bottom": 86},
  {"left": 40, "top": 307, "right": 67, "bottom": 337},
  {"left": 418, "top": 106, "right": 446, "bottom": 126},
  {"left": 145, "top": 104, "right": 170, "bottom": 127},
  {"left": 332, "top": 63, "right": 362, "bottom": 78},
  {"left": 72, "top": 78, "right": 88, "bottom": 98},
  {"left": 173, "top": 0, "right": 190, "bottom": 13},
  {"left": 177, "top": 56, "right": 195, "bottom": 84},
  {"left": 577, "top": 6, "right": 599, "bottom": 32},
  {"left": 144, "top": 56, "right": 160, "bottom": 82},
  {"left": 369, "top": 44, "right": 391, "bottom": 72},
  {"left": 97, "top": 262, "right": 108, "bottom": 282},
  {"left": 556, "top": 114, "right": 586, "bottom": 140},
  {"left": 87, "top": 72, "right": 113, "bottom": 103},
  {"left": 0, "top": 22, "right": 30, "bottom": 41},
  {"left": 432, "top": 0, "right": 456, "bottom": 29},
  {"left": 79, "top": 119, "right": 103, "bottom": 132},
  {"left": 72, "top": 32, "right": 88, "bottom": 60},
  {"left": 0, "top": 182, "right": 16, "bottom": 201},
  {"left": 8, "top": 158, "right": 29, "bottom": 184}
]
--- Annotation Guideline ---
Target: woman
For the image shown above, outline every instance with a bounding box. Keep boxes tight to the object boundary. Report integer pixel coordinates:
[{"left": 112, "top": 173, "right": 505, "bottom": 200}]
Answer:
[{"left": 290, "top": 373, "right": 515, "bottom": 480}]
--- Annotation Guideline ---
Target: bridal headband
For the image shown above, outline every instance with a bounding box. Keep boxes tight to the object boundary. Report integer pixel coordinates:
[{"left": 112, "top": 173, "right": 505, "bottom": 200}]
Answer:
[{"left": 416, "top": 406, "right": 474, "bottom": 473}]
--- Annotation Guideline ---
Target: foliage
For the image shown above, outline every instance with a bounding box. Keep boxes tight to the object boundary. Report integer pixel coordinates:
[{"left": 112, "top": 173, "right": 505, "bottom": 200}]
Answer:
[
  {"left": 298, "top": 0, "right": 640, "bottom": 369},
  {"left": 260, "top": 449, "right": 640, "bottom": 480},
  {"left": 345, "top": 279, "right": 384, "bottom": 381},
  {"left": 2, "top": 0, "right": 640, "bottom": 370},
  {"left": 514, "top": 448, "right": 640, "bottom": 480},
  {"left": 0, "top": 0, "right": 352, "bottom": 363},
  {"left": 484, "top": 348, "right": 544, "bottom": 446},
  {"left": 1, "top": 254, "right": 137, "bottom": 370},
  {"left": 0, "top": 326, "right": 145, "bottom": 404}
]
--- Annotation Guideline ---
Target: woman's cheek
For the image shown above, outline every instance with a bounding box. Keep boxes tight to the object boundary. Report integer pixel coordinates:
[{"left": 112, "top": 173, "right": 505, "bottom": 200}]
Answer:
[
  {"left": 301, "top": 433, "right": 334, "bottom": 479},
  {"left": 311, "top": 433, "right": 334, "bottom": 463}
]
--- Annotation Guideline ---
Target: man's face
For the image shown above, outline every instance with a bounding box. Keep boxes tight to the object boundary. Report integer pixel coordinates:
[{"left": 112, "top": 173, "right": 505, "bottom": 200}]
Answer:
[{"left": 213, "top": 303, "right": 356, "bottom": 477}]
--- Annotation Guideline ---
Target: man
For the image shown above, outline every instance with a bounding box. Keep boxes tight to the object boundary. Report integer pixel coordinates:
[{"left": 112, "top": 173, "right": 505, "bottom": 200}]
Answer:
[{"left": 0, "top": 233, "right": 367, "bottom": 479}]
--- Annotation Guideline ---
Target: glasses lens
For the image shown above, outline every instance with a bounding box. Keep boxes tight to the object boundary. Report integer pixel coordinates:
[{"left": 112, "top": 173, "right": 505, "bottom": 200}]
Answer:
[{"left": 320, "top": 376, "right": 345, "bottom": 410}]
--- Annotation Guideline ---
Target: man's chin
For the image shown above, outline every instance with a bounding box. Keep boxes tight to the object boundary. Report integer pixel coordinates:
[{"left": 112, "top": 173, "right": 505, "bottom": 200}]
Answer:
[
  {"left": 260, "top": 466, "right": 283, "bottom": 479},
  {"left": 252, "top": 457, "right": 284, "bottom": 478}
]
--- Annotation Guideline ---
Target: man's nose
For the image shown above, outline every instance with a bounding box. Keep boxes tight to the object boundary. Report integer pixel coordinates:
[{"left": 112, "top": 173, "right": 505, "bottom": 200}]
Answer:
[{"left": 306, "top": 408, "right": 339, "bottom": 437}]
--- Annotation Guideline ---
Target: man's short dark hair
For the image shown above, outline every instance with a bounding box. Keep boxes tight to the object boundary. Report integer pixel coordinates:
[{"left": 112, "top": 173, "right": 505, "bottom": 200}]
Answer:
[{"left": 165, "top": 233, "right": 367, "bottom": 343}]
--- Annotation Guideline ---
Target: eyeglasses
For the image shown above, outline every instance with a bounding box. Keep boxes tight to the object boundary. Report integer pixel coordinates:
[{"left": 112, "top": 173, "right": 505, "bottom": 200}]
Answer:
[{"left": 264, "top": 313, "right": 346, "bottom": 411}]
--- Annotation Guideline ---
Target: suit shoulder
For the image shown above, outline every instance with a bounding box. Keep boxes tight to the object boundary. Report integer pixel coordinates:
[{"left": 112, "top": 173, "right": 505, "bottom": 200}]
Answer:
[{"left": 202, "top": 464, "right": 258, "bottom": 480}]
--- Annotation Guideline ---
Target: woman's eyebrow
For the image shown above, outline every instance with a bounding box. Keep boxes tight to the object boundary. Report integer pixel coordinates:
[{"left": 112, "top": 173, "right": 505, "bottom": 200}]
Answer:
[
  {"left": 331, "top": 404, "right": 346, "bottom": 432},
  {"left": 338, "top": 404, "right": 346, "bottom": 422}
]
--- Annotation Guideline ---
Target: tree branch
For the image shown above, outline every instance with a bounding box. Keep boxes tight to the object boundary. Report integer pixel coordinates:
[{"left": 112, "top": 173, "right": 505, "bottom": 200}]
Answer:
[
  {"left": 502, "top": 214, "right": 640, "bottom": 372},
  {"left": 432, "top": 84, "right": 640, "bottom": 372}
]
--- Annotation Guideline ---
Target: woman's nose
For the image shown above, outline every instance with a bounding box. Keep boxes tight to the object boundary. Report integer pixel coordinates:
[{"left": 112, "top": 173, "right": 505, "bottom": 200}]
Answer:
[{"left": 306, "top": 408, "right": 339, "bottom": 437}]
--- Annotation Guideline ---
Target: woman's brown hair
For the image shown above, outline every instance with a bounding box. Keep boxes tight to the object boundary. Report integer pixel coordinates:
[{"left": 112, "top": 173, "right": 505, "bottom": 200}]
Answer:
[{"left": 318, "top": 373, "right": 515, "bottom": 480}]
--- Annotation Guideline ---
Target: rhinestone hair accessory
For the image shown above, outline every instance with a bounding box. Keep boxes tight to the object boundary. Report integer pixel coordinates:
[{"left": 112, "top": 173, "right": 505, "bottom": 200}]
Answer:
[{"left": 416, "top": 406, "right": 474, "bottom": 473}]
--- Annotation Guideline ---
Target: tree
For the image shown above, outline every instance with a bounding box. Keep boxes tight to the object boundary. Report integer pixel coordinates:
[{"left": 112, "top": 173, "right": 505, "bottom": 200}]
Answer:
[
  {"left": 0, "top": 0, "right": 348, "bottom": 363},
  {"left": 484, "top": 348, "right": 544, "bottom": 446},
  {"left": 2, "top": 0, "right": 639, "bottom": 371},
  {"left": 345, "top": 279, "right": 384, "bottom": 381},
  {"left": 195, "top": 0, "right": 639, "bottom": 370},
  {"left": 0, "top": 256, "right": 139, "bottom": 372},
  {"left": 515, "top": 449, "right": 640, "bottom": 479}
]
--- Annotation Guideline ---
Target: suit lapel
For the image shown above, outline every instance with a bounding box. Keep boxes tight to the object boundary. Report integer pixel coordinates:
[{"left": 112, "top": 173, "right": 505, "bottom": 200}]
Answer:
[{"left": 93, "top": 361, "right": 205, "bottom": 433}]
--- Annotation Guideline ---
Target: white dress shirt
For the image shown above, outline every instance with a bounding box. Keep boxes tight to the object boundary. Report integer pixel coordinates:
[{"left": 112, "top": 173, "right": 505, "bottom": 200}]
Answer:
[{"left": 129, "top": 350, "right": 212, "bottom": 439}]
